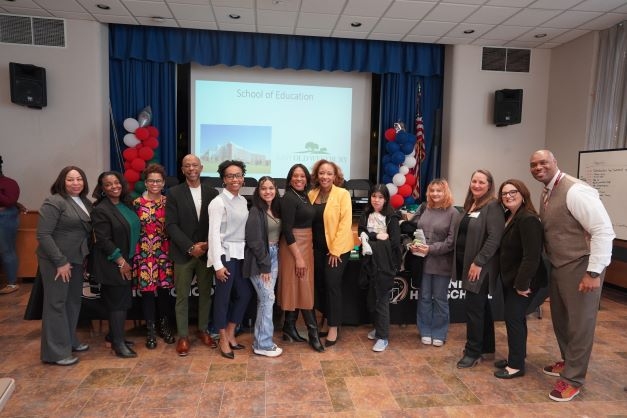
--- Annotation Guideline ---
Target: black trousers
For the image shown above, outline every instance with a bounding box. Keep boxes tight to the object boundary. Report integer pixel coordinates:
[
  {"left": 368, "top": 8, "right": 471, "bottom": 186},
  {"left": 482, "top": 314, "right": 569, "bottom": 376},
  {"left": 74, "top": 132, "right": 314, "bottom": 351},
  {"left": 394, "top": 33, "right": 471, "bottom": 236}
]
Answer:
[
  {"left": 503, "top": 285, "right": 533, "bottom": 370},
  {"left": 314, "top": 249, "right": 350, "bottom": 327},
  {"left": 464, "top": 279, "right": 495, "bottom": 358}
]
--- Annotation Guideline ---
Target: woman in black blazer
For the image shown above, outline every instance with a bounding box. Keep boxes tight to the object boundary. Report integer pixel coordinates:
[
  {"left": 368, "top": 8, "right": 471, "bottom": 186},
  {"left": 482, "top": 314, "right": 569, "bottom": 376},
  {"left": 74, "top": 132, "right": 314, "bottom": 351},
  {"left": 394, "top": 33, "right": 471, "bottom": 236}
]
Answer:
[
  {"left": 494, "top": 179, "right": 547, "bottom": 379},
  {"left": 90, "top": 171, "right": 140, "bottom": 358}
]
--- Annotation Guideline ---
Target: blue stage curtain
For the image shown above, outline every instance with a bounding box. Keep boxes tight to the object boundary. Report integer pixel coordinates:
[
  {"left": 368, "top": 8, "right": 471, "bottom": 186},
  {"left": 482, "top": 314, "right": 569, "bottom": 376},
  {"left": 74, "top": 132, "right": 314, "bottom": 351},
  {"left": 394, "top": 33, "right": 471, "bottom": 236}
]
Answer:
[
  {"left": 379, "top": 72, "right": 443, "bottom": 198},
  {"left": 108, "top": 24, "right": 444, "bottom": 178},
  {"left": 108, "top": 58, "right": 176, "bottom": 175}
]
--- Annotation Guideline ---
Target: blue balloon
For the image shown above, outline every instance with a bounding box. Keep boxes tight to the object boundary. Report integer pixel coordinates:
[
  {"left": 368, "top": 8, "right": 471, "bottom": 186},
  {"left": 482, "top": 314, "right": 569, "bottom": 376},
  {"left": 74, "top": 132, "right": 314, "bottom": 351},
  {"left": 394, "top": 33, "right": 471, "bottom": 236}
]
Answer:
[
  {"left": 394, "top": 132, "right": 406, "bottom": 145},
  {"left": 382, "top": 174, "right": 392, "bottom": 184},
  {"left": 385, "top": 162, "right": 399, "bottom": 176},
  {"left": 401, "top": 142, "right": 415, "bottom": 154},
  {"left": 391, "top": 151, "right": 405, "bottom": 165},
  {"left": 404, "top": 196, "right": 416, "bottom": 205},
  {"left": 404, "top": 135, "right": 416, "bottom": 147},
  {"left": 382, "top": 154, "right": 391, "bottom": 165},
  {"left": 385, "top": 141, "right": 400, "bottom": 154}
]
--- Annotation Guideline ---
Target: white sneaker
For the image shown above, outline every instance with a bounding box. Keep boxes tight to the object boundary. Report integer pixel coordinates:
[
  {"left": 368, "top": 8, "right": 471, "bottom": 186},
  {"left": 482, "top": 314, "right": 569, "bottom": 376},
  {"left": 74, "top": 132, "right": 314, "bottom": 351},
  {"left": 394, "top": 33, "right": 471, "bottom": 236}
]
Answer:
[
  {"left": 0, "top": 284, "right": 19, "bottom": 294},
  {"left": 253, "top": 344, "right": 283, "bottom": 357},
  {"left": 372, "top": 339, "right": 388, "bottom": 352},
  {"left": 421, "top": 337, "right": 432, "bottom": 345},
  {"left": 367, "top": 329, "right": 376, "bottom": 340},
  {"left": 432, "top": 339, "right": 444, "bottom": 347}
]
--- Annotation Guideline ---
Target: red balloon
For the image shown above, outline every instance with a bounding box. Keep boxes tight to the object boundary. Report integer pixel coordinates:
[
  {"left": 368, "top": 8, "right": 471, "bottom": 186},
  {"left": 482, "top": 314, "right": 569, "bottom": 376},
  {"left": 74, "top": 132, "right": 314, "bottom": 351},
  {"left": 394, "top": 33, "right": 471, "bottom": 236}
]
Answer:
[
  {"left": 404, "top": 173, "right": 416, "bottom": 187},
  {"left": 124, "top": 169, "right": 140, "bottom": 183},
  {"left": 123, "top": 161, "right": 132, "bottom": 170},
  {"left": 398, "top": 184, "right": 412, "bottom": 197},
  {"left": 147, "top": 126, "right": 159, "bottom": 138},
  {"left": 390, "top": 194, "right": 404, "bottom": 209},
  {"left": 144, "top": 137, "right": 159, "bottom": 149},
  {"left": 385, "top": 128, "right": 397, "bottom": 141},
  {"left": 131, "top": 158, "right": 146, "bottom": 172},
  {"left": 135, "top": 127, "right": 149, "bottom": 141},
  {"left": 122, "top": 147, "right": 138, "bottom": 161},
  {"left": 138, "top": 147, "right": 154, "bottom": 161}
]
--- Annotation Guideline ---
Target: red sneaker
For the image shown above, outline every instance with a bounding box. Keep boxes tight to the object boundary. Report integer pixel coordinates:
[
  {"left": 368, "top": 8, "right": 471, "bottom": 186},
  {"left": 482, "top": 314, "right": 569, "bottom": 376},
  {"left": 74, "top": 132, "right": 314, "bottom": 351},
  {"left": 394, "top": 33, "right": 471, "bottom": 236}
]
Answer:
[
  {"left": 549, "top": 380, "right": 580, "bottom": 402},
  {"left": 543, "top": 360, "right": 565, "bottom": 377}
]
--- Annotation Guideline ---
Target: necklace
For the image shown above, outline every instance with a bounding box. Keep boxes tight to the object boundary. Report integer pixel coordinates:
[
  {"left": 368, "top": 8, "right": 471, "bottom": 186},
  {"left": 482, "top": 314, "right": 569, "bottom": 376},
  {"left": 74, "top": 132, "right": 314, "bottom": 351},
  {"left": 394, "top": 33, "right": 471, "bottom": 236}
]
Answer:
[{"left": 291, "top": 188, "right": 309, "bottom": 205}]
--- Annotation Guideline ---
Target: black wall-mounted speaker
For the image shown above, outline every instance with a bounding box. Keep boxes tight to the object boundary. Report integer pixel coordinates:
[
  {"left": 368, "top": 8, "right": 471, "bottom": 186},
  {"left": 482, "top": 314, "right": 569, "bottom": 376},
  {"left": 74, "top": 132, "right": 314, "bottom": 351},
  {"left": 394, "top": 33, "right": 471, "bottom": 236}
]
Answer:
[
  {"left": 9, "top": 62, "right": 47, "bottom": 109},
  {"left": 494, "top": 89, "right": 522, "bottom": 127}
]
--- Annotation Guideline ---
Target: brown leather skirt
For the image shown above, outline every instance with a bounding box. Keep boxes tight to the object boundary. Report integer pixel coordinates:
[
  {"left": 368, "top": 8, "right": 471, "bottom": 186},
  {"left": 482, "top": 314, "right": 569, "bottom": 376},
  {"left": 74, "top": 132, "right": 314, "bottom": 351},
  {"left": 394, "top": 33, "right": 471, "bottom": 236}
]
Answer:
[{"left": 277, "top": 228, "right": 314, "bottom": 310}]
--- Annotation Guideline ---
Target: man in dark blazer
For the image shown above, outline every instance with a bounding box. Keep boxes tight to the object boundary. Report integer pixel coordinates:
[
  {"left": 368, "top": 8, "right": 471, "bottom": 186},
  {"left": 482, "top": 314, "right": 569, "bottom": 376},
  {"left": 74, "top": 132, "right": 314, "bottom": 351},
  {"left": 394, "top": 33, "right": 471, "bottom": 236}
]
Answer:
[{"left": 166, "top": 154, "right": 219, "bottom": 356}]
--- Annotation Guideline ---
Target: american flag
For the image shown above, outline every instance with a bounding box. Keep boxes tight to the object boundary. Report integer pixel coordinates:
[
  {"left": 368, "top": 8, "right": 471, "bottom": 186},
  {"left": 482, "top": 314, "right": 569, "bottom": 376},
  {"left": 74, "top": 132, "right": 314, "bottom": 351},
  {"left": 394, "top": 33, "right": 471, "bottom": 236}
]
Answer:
[{"left": 410, "top": 83, "right": 426, "bottom": 200}]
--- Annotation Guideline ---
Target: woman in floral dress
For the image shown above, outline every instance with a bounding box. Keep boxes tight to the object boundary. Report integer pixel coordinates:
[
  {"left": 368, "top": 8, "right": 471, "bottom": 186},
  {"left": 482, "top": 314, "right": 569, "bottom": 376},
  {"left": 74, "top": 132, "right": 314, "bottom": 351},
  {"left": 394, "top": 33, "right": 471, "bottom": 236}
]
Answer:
[{"left": 133, "top": 164, "right": 175, "bottom": 348}]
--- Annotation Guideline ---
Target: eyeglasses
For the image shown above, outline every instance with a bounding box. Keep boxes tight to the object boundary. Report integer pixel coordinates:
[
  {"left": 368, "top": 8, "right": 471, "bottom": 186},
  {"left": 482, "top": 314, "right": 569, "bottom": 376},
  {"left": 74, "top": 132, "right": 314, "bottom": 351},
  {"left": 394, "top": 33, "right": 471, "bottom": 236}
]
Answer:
[
  {"left": 224, "top": 173, "right": 244, "bottom": 180},
  {"left": 500, "top": 190, "right": 519, "bottom": 198},
  {"left": 145, "top": 179, "right": 164, "bottom": 184}
]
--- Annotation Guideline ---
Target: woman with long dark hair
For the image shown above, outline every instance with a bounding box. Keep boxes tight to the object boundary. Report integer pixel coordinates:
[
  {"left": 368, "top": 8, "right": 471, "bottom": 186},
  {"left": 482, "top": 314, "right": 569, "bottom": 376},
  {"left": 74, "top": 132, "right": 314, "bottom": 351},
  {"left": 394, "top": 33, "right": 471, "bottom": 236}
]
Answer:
[
  {"left": 90, "top": 171, "right": 140, "bottom": 358},
  {"left": 38, "top": 166, "right": 92, "bottom": 366},
  {"left": 358, "top": 184, "right": 401, "bottom": 352},
  {"left": 244, "top": 176, "right": 283, "bottom": 357}
]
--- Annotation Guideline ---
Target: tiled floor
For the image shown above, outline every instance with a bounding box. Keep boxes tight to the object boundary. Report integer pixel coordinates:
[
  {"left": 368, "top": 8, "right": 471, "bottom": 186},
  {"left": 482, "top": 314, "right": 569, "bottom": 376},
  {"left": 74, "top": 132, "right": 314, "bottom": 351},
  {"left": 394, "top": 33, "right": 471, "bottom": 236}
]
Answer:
[{"left": 1, "top": 282, "right": 627, "bottom": 417}]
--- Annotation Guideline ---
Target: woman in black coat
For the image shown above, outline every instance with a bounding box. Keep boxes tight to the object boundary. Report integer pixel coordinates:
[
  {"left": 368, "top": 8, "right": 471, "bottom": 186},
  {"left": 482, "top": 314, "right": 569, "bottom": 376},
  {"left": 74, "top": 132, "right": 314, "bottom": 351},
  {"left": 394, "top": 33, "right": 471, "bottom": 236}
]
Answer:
[
  {"left": 494, "top": 179, "right": 547, "bottom": 379},
  {"left": 90, "top": 171, "right": 140, "bottom": 358}
]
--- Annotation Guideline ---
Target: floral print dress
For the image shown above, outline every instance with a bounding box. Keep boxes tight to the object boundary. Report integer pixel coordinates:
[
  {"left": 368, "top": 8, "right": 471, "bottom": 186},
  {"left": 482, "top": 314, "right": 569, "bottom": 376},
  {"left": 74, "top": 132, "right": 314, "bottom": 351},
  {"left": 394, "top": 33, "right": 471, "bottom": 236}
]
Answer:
[{"left": 132, "top": 195, "right": 174, "bottom": 292}]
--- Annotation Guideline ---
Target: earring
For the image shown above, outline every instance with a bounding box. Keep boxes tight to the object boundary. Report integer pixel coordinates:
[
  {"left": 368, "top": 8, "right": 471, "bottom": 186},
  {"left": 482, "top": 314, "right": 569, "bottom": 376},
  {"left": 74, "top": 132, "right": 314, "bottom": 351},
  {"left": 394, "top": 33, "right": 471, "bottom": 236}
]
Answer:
[{"left": 101, "top": 191, "right": 106, "bottom": 197}]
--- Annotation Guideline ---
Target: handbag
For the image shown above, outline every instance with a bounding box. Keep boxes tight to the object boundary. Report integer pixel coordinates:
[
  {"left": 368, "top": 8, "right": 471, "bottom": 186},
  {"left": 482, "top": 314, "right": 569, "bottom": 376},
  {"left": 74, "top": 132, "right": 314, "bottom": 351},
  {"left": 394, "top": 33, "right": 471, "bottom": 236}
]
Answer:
[{"left": 24, "top": 266, "right": 43, "bottom": 320}]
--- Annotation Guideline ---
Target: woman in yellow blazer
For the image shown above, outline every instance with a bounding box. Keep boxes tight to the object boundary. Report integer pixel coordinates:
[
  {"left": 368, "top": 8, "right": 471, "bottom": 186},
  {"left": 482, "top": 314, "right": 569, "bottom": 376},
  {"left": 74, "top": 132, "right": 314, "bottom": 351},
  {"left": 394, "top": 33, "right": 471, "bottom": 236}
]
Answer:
[{"left": 308, "top": 159, "right": 353, "bottom": 347}]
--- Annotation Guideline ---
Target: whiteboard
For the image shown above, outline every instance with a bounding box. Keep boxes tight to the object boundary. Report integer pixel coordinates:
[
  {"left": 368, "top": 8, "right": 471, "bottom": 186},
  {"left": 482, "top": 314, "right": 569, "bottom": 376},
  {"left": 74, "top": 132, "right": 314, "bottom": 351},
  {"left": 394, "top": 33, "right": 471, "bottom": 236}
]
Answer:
[{"left": 578, "top": 149, "right": 627, "bottom": 241}]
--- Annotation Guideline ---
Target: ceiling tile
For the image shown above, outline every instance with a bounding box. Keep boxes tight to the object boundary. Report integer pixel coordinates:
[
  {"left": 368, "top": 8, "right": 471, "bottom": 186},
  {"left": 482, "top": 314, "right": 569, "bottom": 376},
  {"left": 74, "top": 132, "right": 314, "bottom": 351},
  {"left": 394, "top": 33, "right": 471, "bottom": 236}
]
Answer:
[
  {"left": 437, "top": 36, "right": 474, "bottom": 44},
  {"left": 448, "top": 22, "right": 495, "bottom": 38},
  {"left": 505, "top": 39, "right": 542, "bottom": 47},
  {"left": 384, "top": 1, "right": 436, "bottom": 20},
  {"left": 614, "top": 4, "right": 627, "bottom": 13},
  {"left": 218, "top": 22, "right": 257, "bottom": 32},
  {"left": 403, "top": 34, "right": 441, "bottom": 43},
  {"left": 335, "top": 15, "right": 379, "bottom": 32},
  {"left": 372, "top": 17, "right": 417, "bottom": 35},
  {"left": 368, "top": 32, "right": 404, "bottom": 41},
  {"left": 169, "top": 4, "right": 215, "bottom": 21},
  {"left": 548, "top": 28, "right": 591, "bottom": 43},
  {"left": 2, "top": 6, "right": 52, "bottom": 16},
  {"left": 472, "top": 37, "right": 508, "bottom": 46},
  {"left": 257, "top": 10, "right": 297, "bottom": 27},
  {"left": 297, "top": 12, "right": 338, "bottom": 29},
  {"left": 409, "top": 20, "right": 456, "bottom": 36},
  {"left": 136, "top": 16, "right": 179, "bottom": 27},
  {"left": 167, "top": 0, "right": 212, "bottom": 5},
  {"left": 424, "top": 3, "right": 479, "bottom": 22},
  {"left": 344, "top": 0, "right": 393, "bottom": 17},
  {"left": 579, "top": 13, "right": 627, "bottom": 30},
  {"left": 502, "top": 8, "right": 561, "bottom": 26},
  {"left": 486, "top": 0, "right": 534, "bottom": 7},
  {"left": 77, "top": 0, "right": 131, "bottom": 16},
  {"left": 528, "top": 0, "right": 581, "bottom": 9},
  {"left": 93, "top": 13, "right": 138, "bottom": 24},
  {"left": 301, "top": 0, "right": 346, "bottom": 14},
  {"left": 5, "top": 0, "right": 41, "bottom": 9},
  {"left": 211, "top": 0, "right": 253, "bottom": 7},
  {"left": 295, "top": 27, "right": 333, "bottom": 36},
  {"left": 49, "top": 11, "right": 94, "bottom": 20},
  {"left": 465, "top": 6, "right": 521, "bottom": 24},
  {"left": 332, "top": 30, "right": 369, "bottom": 39},
  {"left": 257, "top": 0, "right": 300, "bottom": 12},
  {"left": 537, "top": 41, "right": 560, "bottom": 48},
  {"left": 37, "top": 0, "right": 87, "bottom": 13},
  {"left": 516, "top": 26, "right": 567, "bottom": 41},
  {"left": 449, "top": 0, "right": 485, "bottom": 4},
  {"left": 123, "top": 1, "right": 172, "bottom": 18},
  {"left": 541, "top": 10, "right": 602, "bottom": 29},
  {"left": 573, "top": 0, "right": 627, "bottom": 12},
  {"left": 482, "top": 24, "right": 531, "bottom": 39},
  {"left": 258, "top": 25, "right": 293, "bottom": 34},
  {"left": 213, "top": 6, "right": 255, "bottom": 24}
]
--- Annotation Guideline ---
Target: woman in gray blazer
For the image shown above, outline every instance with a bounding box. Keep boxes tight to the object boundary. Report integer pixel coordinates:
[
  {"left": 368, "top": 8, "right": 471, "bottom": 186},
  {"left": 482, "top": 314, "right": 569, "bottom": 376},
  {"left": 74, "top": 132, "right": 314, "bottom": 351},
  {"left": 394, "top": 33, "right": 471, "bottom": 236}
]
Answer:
[
  {"left": 37, "top": 166, "right": 92, "bottom": 366},
  {"left": 453, "top": 169, "right": 504, "bottom": 369}
]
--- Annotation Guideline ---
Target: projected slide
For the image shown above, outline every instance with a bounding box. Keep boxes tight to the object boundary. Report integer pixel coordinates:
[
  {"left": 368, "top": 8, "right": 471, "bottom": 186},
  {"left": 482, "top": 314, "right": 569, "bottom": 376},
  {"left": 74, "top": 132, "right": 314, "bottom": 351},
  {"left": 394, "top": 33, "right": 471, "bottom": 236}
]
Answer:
[{"left": 194, "top": 80, "right": 352, "bottom": 178}]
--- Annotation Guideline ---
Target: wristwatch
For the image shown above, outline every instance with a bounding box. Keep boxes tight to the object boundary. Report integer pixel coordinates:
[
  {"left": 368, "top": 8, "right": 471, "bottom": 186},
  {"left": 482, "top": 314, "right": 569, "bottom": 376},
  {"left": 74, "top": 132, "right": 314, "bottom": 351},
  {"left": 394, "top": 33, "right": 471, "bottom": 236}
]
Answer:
[
  {"left": 586, "top": 271, "right": 600, "bottom": 278},
  {"left": 187, "top": 244, "right": 195, "bottom": 255}
]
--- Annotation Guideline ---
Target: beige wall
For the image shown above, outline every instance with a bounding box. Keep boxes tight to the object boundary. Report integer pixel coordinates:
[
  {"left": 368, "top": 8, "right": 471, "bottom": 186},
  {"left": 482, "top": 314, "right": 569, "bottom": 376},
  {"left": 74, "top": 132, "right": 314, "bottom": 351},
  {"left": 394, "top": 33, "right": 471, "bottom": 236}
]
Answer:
[
  {"left": 545, "top": 31, "right": 599, "bottom": 176},
  {"left": 0, "top": 20, "right": 109, "bottom": 209},
  {"left": 441, "top": 44, "right": 551, "bottom": 205}
]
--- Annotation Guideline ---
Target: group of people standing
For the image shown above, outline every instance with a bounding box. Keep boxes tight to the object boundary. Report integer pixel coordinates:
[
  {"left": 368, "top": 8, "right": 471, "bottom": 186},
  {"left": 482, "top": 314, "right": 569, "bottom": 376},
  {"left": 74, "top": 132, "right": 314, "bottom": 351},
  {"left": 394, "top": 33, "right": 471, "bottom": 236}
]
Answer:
[{"left": 31, "top": 148, "right": 615, "bottom": 403}]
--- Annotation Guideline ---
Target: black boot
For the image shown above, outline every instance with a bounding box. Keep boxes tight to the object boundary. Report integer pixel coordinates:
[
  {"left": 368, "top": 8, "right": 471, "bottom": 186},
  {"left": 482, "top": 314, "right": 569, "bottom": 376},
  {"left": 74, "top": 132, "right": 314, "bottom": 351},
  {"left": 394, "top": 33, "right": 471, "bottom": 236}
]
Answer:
[
  {"left": 113, "top": 342, "right": 138, "bottom": 358},
  {"left": 301, "top": 310, "right": 324, "bottom": 352},
  {"left": 146, "top": 320, "right": 157, "bottom": 349},
  {"left": 282, "top": 310, "right": 306, "bottom": 342},
  {"left": 158, "top": 316, "right": 176, "bottom": 344}
]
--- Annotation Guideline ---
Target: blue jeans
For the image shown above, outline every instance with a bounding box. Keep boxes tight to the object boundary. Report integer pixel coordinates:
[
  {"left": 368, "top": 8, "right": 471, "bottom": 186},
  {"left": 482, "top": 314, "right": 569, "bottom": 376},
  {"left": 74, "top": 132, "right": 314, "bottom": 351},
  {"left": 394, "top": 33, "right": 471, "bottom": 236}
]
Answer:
[
  {"left": 250, "top": 243, "right": 278, "bottom": 350},
  {"left": 0, "top": 207, "right": 19, "bottom": 285},
  {"left": 417, "top": 273, "right": 450, "bottom": 341}
]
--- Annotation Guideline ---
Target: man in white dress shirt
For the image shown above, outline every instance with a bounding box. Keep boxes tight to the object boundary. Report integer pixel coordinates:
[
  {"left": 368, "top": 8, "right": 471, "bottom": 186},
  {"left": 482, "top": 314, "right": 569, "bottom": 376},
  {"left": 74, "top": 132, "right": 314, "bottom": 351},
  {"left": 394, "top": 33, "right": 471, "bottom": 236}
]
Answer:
[{"left": 529, "top": 149, "right": 615, "bottom": 402}]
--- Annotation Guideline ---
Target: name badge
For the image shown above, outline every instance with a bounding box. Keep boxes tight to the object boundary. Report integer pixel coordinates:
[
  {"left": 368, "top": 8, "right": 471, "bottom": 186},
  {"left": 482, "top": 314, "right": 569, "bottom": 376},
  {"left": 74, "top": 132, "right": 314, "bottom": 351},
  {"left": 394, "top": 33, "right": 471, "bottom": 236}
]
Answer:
[{"left": 468, "top": 211, "right": 480, "bottom": 218}]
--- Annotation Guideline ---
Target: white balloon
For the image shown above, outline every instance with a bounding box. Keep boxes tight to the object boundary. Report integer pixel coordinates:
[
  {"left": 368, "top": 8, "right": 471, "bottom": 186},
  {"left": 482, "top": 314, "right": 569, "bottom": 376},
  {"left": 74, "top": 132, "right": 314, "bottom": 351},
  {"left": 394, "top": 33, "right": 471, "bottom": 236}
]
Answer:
[
  {"left": 123, "top": 133, "right": 140, "bottom": 147},
  {"left": 123, "top": 118, "right": 139, "bottom": 133},
  {"left": 399, "top": 166, "right": 409, "bottom": 175},
  {"left": 404, "top": 156, "right": 417, "bottom": 167},
  {"left": 392, "top": 173, "right": 406, "bottom": 186},
  {"left": 386, "top": 183, "right": 398, "bottom": 196}
]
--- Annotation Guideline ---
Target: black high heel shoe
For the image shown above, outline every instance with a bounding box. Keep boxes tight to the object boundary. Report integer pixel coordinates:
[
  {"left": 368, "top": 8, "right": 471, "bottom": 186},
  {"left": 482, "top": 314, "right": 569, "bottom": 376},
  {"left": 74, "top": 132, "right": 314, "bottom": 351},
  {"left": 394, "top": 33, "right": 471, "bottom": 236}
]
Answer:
[
  {"left": 229, "top": 342, "right": 245, "bottom": 350},
  {"left": 282, "top": 311, "right": 307, "bottom": 342},
  {"left": 105, "top": 333, "right": 134, "bottom": 348},
  {"left": 220, "top": 346, "right": 235, "bottom": 359}
]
